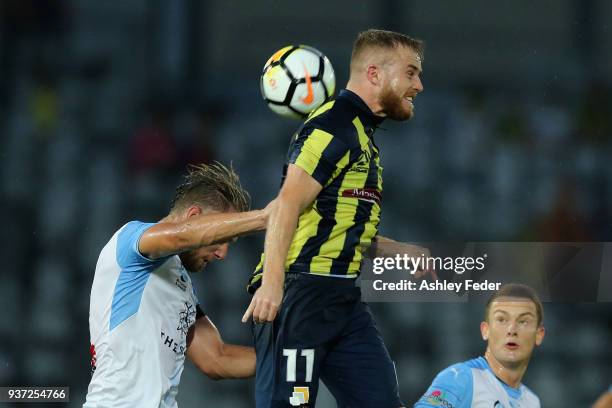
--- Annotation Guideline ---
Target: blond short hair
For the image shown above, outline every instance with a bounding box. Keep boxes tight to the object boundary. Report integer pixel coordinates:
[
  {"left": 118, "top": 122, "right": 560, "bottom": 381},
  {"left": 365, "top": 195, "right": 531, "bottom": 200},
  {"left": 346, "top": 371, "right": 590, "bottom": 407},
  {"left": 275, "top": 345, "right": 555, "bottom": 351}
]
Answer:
[
  {"left": 350, "top": 29, "right": 424, "bottom": 72},
  {"left": 170, "top": 162, "right": 250, "bottom": 213}
]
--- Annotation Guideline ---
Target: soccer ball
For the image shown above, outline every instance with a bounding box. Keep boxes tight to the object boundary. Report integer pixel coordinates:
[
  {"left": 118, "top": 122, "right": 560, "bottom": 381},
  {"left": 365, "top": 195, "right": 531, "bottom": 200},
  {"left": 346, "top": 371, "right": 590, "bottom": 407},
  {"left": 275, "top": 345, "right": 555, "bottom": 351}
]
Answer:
[{"left": 260, "top": 45, "right": 335, "bottom": 119}]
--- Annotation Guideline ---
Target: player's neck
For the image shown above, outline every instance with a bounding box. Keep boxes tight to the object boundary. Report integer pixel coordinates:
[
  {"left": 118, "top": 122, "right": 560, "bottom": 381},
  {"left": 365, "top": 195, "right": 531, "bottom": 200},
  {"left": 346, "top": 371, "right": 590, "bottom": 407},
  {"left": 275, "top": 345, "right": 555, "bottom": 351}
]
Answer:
[
  {"left": 484, "top": 349, "right": 528, "bottom": 389},
  {"left": 345, "top": 81, "right": 385, "bottom": 118}
]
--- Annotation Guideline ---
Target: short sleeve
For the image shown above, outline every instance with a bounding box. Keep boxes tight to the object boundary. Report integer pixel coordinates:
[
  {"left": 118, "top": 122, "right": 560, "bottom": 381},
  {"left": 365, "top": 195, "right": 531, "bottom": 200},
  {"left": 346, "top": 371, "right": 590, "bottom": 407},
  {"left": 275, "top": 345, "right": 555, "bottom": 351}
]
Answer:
[
  {"left": 414, "top": 363, "right": 473, "bottom": 408},
  {"left": 116, "top": 221, "right": 161, "bottom": 270},
  {"left": 288, "top": 128, "right": 350, "bottom": 187}
]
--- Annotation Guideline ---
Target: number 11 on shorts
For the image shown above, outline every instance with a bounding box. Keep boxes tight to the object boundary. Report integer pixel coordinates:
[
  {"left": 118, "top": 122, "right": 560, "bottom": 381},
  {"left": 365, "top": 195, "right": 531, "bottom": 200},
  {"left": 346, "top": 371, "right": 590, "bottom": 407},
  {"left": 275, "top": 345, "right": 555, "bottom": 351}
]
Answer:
[{"left": 283, "top": 349, "right": 314, "bottom": 382}]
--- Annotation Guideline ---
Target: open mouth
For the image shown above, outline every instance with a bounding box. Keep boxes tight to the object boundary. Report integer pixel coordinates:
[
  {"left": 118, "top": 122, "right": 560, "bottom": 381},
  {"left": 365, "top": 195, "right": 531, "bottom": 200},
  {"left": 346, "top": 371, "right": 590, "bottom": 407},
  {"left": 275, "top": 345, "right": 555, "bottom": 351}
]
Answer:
[{"left": 505, "top": 342, "right": 519, "bottom": 350}]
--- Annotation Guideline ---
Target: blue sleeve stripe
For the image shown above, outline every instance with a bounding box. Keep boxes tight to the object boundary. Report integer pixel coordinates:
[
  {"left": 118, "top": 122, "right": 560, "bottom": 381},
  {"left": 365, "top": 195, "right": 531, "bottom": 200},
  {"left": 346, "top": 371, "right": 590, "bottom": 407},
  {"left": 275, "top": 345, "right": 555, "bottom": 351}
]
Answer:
[
  {"left": 110, "top": 221, "right": 165, "bottom": 331},
  {"left": 116, "top": 221, "right": 158, "bottom": 268},
  {"left": 109, "top": 269, "right": 151, "bottom": 330}
]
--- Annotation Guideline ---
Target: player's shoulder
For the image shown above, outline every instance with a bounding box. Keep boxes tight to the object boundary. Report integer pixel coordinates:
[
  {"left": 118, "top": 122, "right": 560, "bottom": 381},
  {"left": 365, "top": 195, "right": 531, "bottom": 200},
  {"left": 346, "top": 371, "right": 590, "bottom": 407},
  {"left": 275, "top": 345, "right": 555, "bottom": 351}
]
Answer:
[
  {"left": 414, "top": 361, "right": 474, "bottom": 407},
  {"left": 434, "top": 360, "right": 475, "bottom": 387},
  {"left": 461, "top": 355, "right": 490, "bottom": 371},
  {"left": 118, "top": 220, "right": 157, "bottom": 236},
  {"left": 114, "top": 220, "right": 153, "bottom": 244},
  {"left": 300, "top": 96, "right": 361, "bottom": 144},
  {"left": 121, "top": 220, "right": 150, "bottom": 231},
  {"left": 115, "top": 220, "right": 159, "bottom": 266}
]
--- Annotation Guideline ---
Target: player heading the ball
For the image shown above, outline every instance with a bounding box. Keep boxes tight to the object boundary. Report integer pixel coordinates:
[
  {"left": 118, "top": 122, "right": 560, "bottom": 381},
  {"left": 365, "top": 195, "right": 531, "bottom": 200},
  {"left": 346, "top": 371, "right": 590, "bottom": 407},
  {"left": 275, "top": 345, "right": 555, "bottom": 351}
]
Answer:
[{"left": 245, "top": 29, "right": 427, "bottom": 408}]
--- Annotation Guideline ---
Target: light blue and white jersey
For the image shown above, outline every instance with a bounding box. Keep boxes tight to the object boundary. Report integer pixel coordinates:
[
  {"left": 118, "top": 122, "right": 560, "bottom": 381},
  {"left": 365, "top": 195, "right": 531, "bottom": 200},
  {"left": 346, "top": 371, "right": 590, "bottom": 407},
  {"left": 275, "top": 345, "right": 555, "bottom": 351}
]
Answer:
[
  {"left": 414, "top": 357, "right": 540, "bottom": 408},
  {"left": 84, "top": 221, "right": 199, "bottom": 408}
]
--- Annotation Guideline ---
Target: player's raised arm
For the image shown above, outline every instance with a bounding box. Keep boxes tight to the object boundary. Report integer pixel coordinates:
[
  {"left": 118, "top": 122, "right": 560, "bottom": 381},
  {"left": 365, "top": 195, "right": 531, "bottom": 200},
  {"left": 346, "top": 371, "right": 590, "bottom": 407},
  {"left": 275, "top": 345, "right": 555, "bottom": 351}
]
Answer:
[
  {"left": 372, "top": 235, "right": 430, "bottom": 258},
  {"left": 133, "top": 162, "right": 274, "bottom": 260},
  {"left": 370, "top": 235, "right": 436, "bottom": 279},
  {"left": 242, "top": 164, "right": 322, "bottom": 324},
  {"left": 187, "top": 314, "right": 256, "bottom": 379},
  {"left": 139, "top": 204, "right": 271, "bottom": 260}
]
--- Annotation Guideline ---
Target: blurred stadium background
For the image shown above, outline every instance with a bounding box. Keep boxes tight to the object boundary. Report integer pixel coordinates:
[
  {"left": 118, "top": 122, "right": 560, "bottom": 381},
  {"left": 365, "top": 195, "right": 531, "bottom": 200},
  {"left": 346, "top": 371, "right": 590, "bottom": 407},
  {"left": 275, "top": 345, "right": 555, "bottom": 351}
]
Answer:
[{"left": 1, "top": 0, "right": 611, "bottom": 406}]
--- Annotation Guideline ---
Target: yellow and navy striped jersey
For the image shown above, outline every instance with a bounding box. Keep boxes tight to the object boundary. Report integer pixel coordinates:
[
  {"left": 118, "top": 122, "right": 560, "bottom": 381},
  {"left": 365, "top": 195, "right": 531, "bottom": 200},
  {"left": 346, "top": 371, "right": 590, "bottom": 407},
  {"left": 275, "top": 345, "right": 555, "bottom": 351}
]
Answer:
[{"left": 248, "top": 89, "right": 384, "bottom": 292}]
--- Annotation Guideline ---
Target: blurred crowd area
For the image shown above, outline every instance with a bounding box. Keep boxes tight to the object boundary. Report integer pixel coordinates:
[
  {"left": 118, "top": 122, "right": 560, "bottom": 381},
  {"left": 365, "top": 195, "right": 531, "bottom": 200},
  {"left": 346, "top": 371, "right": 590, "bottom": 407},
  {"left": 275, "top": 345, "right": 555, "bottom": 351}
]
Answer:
[{"left": 1, "top": 0, "right": 611, "bottom": 407}]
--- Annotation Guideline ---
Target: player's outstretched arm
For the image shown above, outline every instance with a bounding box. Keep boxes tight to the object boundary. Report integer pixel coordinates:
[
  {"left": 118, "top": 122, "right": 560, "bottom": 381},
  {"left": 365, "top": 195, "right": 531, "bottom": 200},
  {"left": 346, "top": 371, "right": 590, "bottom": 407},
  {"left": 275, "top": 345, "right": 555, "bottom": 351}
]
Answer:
[
  {"left": 372, "top": 235, "right": 436, "bottom": 279},
  {"left": 186, "top": 315, "right": 255, "bottom": 380},
  {"left": 372, "top": 235, "right": 430, "bottom": 258},
  {"left": 139, "top": 204, "right": 273, "bottom": 260},
  {"left": 242, "top": 164, "right": 322, "bottom": 324}
]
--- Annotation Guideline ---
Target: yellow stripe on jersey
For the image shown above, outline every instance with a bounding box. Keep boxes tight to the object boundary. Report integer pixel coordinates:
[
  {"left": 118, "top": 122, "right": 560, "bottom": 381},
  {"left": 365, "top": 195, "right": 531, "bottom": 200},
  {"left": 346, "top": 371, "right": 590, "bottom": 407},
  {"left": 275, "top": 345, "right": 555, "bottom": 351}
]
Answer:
[
  {"left": 352, "top": 117, "right": 371, "bottom": 152},
  {"left": 253, "top": 204, "right": 326, "bottom": 276},
  {"left": 294, "top": 129, "right": 334, "bottom": 175},
  {"left": 351, "top": 152, "right": 382, "bottom": 272},
  {"left": 325, "top": 150, "right": 350, "bottom": 187},
  {"left": 284, "top": 201, "right": 323, "bottom": 268},
  {"left": 310, "top": 117, "right": 372, "bottom": 276}
]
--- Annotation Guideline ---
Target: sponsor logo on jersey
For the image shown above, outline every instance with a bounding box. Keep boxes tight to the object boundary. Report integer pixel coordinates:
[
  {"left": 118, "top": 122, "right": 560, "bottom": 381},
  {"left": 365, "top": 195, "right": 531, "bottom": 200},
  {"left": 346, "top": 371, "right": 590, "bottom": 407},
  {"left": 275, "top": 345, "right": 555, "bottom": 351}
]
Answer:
[
  {"left": 177, "top": 302, "right": 196, "bottom": 335},
  {"left": 424, "top": 390, "right": 454, "bottom": 408},
  {"left": 342, "top": 188, "right": 382, "bottom": 204},
  {"left": 175, "top": 271, "right": 188, "bottom": 291},
  {"left": 89, "top": 343, "right": 97, "bottom": 375},
  {"left": 160, "top": 330, "right": 186, "bottom": 355},
  {"left": 289, "top": 386, "right": 310, "bottom": 407}
]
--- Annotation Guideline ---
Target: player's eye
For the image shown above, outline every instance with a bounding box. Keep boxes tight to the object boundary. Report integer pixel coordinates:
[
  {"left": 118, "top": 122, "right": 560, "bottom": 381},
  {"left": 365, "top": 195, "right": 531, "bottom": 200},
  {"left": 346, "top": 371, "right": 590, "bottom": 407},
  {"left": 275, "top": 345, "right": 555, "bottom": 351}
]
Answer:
[{"left": 519, "top": 318, "right": 531, "bottom": 325}]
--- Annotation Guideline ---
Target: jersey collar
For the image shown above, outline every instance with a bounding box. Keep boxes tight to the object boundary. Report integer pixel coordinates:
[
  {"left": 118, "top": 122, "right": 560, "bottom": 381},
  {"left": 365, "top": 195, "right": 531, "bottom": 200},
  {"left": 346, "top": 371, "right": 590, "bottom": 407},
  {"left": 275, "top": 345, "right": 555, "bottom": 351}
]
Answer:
[{"left": 338, "top": 89, "right": 385, "bottom": 127}]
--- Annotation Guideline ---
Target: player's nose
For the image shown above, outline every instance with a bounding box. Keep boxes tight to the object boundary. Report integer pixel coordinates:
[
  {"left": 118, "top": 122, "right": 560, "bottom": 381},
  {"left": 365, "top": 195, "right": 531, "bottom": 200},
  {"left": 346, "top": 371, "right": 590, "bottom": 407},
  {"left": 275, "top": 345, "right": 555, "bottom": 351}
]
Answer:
[
  {"left": 213, "top": 242, "right": 229, "bottom": 260},
  {"left": 413, "top": 76, "right": 424, "bottom": 93}
]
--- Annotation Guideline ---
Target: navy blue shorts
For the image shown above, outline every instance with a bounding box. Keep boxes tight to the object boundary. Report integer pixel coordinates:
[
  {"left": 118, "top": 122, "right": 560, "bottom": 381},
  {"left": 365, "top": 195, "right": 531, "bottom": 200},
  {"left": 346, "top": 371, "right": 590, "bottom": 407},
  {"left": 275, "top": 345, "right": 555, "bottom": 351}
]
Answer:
[{"left": 252, "top": 273, "right": 403, "bottom": 408}]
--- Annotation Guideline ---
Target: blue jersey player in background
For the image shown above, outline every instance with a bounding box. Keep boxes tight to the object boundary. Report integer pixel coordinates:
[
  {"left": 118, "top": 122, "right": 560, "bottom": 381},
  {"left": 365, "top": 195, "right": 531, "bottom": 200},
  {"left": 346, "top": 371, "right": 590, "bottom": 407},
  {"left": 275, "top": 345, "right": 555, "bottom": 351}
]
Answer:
[{"left": 415, "top": 284, "right": 545, "bottom": 408}]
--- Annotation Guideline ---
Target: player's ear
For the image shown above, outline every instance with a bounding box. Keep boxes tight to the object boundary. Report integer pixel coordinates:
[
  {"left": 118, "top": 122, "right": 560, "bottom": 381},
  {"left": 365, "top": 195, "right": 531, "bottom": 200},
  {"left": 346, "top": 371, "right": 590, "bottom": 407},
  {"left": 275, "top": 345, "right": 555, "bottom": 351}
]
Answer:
[
  {"left": 480, "top": 321, "right": 489, "bottom": 341},
  {"left": 186, "top": 205, "right": 203, "bottom": 218},
  {"left": 366, "top": 64, "right": 380, "bottom": 86},
  {"left": 535, "top": 325, "right": 545, "bottom": 346}
]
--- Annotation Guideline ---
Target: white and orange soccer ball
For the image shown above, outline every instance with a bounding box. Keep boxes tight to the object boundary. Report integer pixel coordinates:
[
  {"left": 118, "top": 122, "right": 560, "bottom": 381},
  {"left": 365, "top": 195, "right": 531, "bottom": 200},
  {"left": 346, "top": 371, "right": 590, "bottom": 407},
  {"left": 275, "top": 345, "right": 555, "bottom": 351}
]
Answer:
[{"left": 260, "top": 45, "right": 336, "bottom": 119}]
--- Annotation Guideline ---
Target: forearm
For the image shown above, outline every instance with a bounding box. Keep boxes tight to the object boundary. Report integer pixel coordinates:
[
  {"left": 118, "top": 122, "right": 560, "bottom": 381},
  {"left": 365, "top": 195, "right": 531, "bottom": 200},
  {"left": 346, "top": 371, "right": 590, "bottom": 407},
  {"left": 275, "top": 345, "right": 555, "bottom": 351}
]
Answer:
[
  {"left": 369, "top": 235, "right": 396, "bottom": 258},
  {"left": 372, "top": 234, "right": 427, "bottom": 258},
  {"left": 262, "top": 197, "right": 300, "bottom": 287},
  {"left": 187, "top": 316, "right": 255, "bottom": 380},
  {"left": 190, "top": 342, "right": 255, "bottom": 380},
  {"left": 187, "top": 210, "right": 266, "bottom": 247},
  {"left": 164, "top": 210, "right": 266, "bottom": 256}
]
